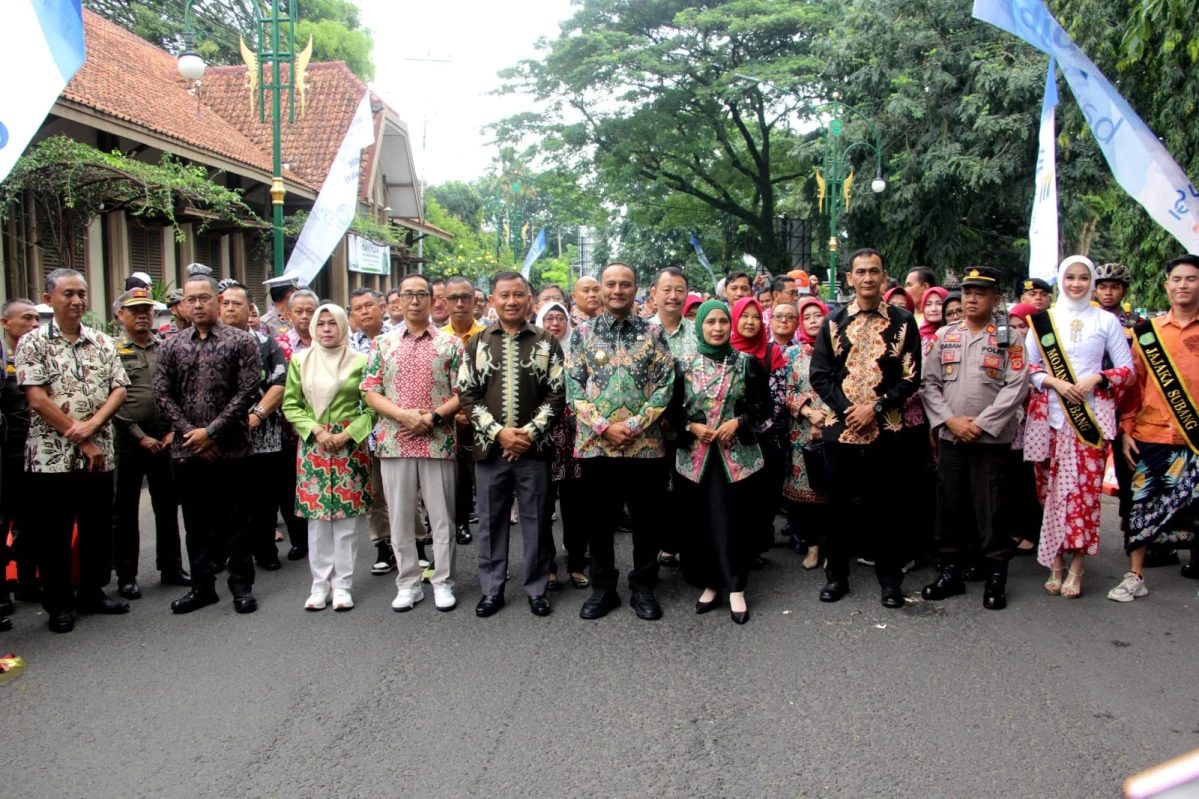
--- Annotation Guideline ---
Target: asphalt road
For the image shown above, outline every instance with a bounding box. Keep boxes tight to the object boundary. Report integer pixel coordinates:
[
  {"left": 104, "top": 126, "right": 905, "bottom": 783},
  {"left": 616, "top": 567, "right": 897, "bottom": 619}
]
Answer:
[{"left": 1, "top": 494, "right": 1196, "bottom": 798}]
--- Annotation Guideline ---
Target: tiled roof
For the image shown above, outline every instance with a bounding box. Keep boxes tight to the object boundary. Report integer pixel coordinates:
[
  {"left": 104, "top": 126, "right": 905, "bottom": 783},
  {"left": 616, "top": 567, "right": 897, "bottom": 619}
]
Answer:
[{"left": 63, "top": 11, "right": 279, "bottom": 181}]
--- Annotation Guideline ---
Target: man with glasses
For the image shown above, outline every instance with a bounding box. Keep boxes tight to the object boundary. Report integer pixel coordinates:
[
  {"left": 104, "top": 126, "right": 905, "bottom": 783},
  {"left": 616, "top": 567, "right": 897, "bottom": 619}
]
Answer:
[
  {"left": 762, "top": 275, "right": 800, "bottom": 339},
  {"left": 363, "top": 275, "right": 465, "bottom": 613},
  {"left": 276, "top": 289, "right": 318, "bottom": 360},
  {"left": 441, "top": 277, "right": 486, "bottom": 547},
  {"left": 430, "top": 278, "right": 451, "bottom": 328},
  {"left": 155, "top": 274, "right": 262, "bottom": 615},
  {"left": 111, "top": 288, "right": 188, "bottom": 602},
  {"left": 17, "top": 268, "right": 131, "bottom": 633}
]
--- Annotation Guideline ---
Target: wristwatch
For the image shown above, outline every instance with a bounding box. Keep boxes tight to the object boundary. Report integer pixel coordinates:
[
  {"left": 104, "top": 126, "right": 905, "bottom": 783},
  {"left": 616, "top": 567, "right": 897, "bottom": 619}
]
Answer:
[
  {"left": 430, "top": 411, "right": 444, "bottom": 427},
  {"left": 251, "top": 404, "right": 267, "bottom": 420},
  {"left": 872, "top": 401, "right": 884, "bottom": 415}
]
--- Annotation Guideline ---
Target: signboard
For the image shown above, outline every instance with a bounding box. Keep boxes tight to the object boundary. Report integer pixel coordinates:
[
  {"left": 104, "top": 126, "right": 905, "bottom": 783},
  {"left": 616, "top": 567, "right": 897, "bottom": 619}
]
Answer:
[{"left": 347, "top": 234, "right": 390, "bottom": 275}]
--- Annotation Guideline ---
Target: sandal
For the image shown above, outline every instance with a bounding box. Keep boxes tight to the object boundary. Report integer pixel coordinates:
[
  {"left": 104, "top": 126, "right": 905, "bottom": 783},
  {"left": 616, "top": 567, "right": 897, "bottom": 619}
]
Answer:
[
  {"left": 1045, "top": 568, "right": 1065, "bottom": 595},
  {"left": 1062, "top": 567, "right": 1084, "bottom": 598},
  {"left": 569, "top": 572, "right": 589, "bottom": 589},
  {"left": 547, "top": 573, "right": 563, "bottom": 592},
  {"left": 802, "top": 546, "right": 821, "bottom": 570}
]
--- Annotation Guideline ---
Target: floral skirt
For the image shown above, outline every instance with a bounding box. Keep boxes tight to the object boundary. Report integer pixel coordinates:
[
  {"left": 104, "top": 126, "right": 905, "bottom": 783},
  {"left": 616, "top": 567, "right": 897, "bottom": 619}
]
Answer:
[
  {"left": 295, "top": 420, "right": 373, "bottom": 521},
  {"left": 1126, "top": 441, "right": 1199, "bottom": 554},
  {"left": 1032, "top": 427, "right": 1106, "bottom": 566}
]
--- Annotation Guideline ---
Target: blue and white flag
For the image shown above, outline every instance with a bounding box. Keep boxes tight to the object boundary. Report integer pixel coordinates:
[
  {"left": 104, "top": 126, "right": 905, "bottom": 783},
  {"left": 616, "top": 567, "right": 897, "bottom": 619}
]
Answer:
[
  {"left": 0, "top": 0, "right": 86, "bottom": 182},
  {"left": 520, "top": 227, "right": 547, "bottom": 279},
  {"left": 973, "top": 0, "right": 1199, "bottom": 252},
  {"left": 1029, "top": 58, "right": 1059, "bottom": 283},
  {"left": 689, "top": 232, "right": 717, "bottom": 285}
]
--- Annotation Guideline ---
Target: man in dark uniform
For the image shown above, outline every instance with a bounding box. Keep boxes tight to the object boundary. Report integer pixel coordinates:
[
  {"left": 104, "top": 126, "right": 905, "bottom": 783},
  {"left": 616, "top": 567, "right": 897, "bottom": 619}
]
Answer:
[
  {"left": 919, "top": 267, "right": 1029, "bottom": 609},
  {"left": 112, "top": 288, "right": 189, "bottom": 600},
  {"left": 259, "top": 275, "right": 298, "bottom": 339},
  {"left": 1018, "top": 277, "right": 1052, "bottom": 311},
  {"left": 0, "top": 298, "right": 40, "bottom": 617}
]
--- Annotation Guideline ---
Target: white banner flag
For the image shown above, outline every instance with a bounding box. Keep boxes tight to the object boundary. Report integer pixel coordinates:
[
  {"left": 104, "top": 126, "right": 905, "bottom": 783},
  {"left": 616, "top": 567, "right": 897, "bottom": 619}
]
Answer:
[
  {"left": 283, "top": 91, "right": 375, "bottom": 285},
  {"left": 1029, "top": 58, "right": 1059, "bottom": 283}
]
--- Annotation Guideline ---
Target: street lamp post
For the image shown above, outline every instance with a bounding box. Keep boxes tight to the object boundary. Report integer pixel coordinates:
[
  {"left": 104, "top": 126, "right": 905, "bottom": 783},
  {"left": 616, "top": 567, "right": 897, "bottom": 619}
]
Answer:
[
  {"left": 735, "top": 76, "right": 886, "bottom": 299},
  {"left": 179, "top": 0, "right": 308, "bottom": 278}
]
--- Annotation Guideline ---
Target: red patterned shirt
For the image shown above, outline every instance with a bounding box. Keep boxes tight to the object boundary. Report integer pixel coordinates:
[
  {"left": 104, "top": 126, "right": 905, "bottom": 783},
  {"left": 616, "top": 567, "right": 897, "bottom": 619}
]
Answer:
[{"left": 360, "top": 326, "right": 464, "bottom": 459}]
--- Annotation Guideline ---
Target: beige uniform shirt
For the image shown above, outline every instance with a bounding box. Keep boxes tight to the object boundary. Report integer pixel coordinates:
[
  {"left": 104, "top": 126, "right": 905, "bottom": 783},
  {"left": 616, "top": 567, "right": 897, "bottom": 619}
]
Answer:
[{"left": 919, "top": 320, "right": 1029, "bottom": 444}]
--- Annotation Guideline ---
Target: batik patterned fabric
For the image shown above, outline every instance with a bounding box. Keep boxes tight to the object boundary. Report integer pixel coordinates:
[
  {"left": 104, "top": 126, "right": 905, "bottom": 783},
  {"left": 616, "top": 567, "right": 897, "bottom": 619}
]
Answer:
[
  {"left": 1125, "top": 441, "right": 1199, "bottom": 553},
  {"left": 16, "top": 320, "right": 130, "bottom": 473},
  {"left": 456, "top": 323, "right": 566, "bottom": 460},
  {"left": 548, "top": 409, "right": 582, "bottom": 481},
  {"left": 295, "top": 420, "right": 374, "bottom": 520},
  {"left": 566, "top": 311, "right": 676, "bottom": 459},
  {"left": 1032, "top": 428, "right": 1107, "bottom": 565},
  {"left": 647, "top": 315, "right": 698, "bottom": 359},
  {"left": 673, "top": 352, "right": 765, "bottom": 483},
  {"left": 250, "top": 329, "right": 288, "bottom": 455},
  {"left": 782, "top": 347, "right": 829, "bottom": 504},
  {"left": 809, "top": 300, "right": 922, "bottom": 446},
  {"left": 275, "top": 328, "right": 310, "bottom": 360},
  {"left": 360, "top": 327, "right": 463, "bottom": 459}
]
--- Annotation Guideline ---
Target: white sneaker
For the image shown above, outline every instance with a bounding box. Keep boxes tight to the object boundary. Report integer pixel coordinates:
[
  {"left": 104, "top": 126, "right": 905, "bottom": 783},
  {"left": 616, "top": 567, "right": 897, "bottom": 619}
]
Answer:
[
  {"left": 332, "top": 589, "right": 354, "bottom": 612},
  {"left": 304, "top": 590, "right": 330, "bottom": 611},
  {"left": 391, "top": 586, "right": 424, "bottom": 612},
  {"left": 1107, "top": 572, "right": 1148, "bottom": 603},
  {"left": 433, "top": 585, "right": 457, "bottom": 612}
]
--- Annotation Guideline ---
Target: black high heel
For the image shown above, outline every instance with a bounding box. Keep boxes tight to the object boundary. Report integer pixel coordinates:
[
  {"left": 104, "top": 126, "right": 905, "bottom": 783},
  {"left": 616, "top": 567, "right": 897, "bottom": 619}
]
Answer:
[
  {"left": 695, "top": 597, "right": 720, "bottom": 614},
  {"left": 730, "top": 609, "right": 749, "bottom": 625}
]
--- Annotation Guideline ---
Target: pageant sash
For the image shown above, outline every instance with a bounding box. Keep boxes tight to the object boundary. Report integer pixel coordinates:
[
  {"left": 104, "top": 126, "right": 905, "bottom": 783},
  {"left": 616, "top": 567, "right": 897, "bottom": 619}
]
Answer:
[
  {"left": 1134, "top": 318, "right": 1199, "bottom": 455},
  {"left": 1030, "top": 311, "right": 1104, "bottom": 448}
]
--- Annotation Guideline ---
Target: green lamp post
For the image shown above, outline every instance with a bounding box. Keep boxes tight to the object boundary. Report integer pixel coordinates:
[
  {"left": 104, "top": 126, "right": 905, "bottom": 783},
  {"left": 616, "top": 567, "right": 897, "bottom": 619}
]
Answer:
[
  {"left": 735, "top": 76, "right": 886, "bottom": 299},
  {"left": 179, "top": 0, "right": 311, "bottom": 278}
]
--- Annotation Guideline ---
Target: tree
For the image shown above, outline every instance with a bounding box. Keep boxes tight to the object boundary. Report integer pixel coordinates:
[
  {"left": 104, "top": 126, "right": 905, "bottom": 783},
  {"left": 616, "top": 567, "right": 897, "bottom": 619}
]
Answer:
[
  {"left": 494, "top": 0, "right": 835, "bottom": 271},
  {"left": 426, "top": 181, "right": 484, "bottom": 229},
  {"left": 84, "top": 0, "right": 376, "bottom": 81}
]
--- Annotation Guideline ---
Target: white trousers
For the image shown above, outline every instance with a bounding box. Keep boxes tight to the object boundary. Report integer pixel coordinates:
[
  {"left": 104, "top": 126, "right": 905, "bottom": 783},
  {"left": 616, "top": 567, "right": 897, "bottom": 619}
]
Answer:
[
  {"left": 380, "top": 458, "right": 457, "bottom": 590},
  {"left": 308, "top": 516, "right": 363, "bottom": 594}
]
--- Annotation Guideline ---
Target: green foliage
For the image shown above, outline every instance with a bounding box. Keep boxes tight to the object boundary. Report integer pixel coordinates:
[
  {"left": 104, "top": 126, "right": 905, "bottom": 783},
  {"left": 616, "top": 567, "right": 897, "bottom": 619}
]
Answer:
[{"left": 426, "top": 182, "right": 485, "bottom": 229}]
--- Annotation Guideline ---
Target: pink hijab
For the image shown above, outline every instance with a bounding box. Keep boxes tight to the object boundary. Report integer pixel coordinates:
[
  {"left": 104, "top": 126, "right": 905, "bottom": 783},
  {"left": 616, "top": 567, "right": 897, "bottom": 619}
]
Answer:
[{"left": 919, "top": 287, "right": 949, "bottom": 341}]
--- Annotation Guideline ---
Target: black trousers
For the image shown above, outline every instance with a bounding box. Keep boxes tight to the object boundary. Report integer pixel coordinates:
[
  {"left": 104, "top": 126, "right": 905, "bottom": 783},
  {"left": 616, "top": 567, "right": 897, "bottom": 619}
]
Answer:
[
  {"left": 28, "top": 470, "right": 115, "bottom": 613},
  {"left": 823, "top": 438, "right": 910, "bottom": 582},
  {"left": 113, "top": 441, "right": 182, "bottom": 580},
  {"left": 0, "top": 451, "right": 35, "bottom": 588},
  {"left": 1113, "top": 431, "right": 1134, "bottom": 535},
  {"left": 548, "top": 478, "right": 589, "bottom": 575},
  {"left": 785, "top": 499, "right": 832, "bottom": 548},
  {"left": 172, "top": 457, "right": 254, "bottom": 591},
  {"left": 455, "top": 444, "right": 475, "bottom": 526},
  {"left": 750, "top": 436, "right": 788, "bottom": 555},
  {"left": 935, "top": 440, "right": 1015, "bottom": 566},
  {"left": 581, "top": 457, "right": 666, "bottom": 593},
  {"left": 248, "top": 450, "right": 301, "bottom": 560},
  {"left": 659, "top": 443, "right": 682, "bottom": 555}
]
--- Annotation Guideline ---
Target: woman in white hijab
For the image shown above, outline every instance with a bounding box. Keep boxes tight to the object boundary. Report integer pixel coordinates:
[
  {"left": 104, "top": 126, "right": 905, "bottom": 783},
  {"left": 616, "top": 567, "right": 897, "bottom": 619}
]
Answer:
[
  {"left": 1023, "top": 256, "right": 1134, "bottom": 597},
  {"left": 283, "top": 303, "right": 377, "bottom": 611}
]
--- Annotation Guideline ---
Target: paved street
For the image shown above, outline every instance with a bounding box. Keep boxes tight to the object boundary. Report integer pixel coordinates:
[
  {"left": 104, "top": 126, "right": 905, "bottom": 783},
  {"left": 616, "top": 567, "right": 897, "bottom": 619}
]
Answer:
[{"left": 1, "top": 493, "right": 1196, "bottom": 798}]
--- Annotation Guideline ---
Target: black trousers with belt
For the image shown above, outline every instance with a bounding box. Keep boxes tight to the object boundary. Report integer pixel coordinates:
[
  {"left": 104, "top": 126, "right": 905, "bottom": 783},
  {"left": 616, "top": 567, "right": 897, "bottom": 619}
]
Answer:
[
  {"left": 113, "top": 440, "right": 182, "bottom": 581},
  {"left": 27, "top": 470, "right": 115, "bottom": 613},
  {"left": 823, "top": 437, "right": 910, "bottom": 583},
  {"left": 581, "top": 457, "right": 666, "bottom": 593},
  {"left": 934, "top": 440, "right": 1015, "bottom": 566},
  {"left": 172, "top": 456, "right": 254, "bottom": 591}
]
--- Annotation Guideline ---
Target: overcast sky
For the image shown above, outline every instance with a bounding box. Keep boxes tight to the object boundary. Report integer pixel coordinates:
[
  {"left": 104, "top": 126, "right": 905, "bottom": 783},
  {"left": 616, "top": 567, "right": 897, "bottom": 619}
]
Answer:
[{"left": 358, "top": 0, "right": 574, "bottom": 188}]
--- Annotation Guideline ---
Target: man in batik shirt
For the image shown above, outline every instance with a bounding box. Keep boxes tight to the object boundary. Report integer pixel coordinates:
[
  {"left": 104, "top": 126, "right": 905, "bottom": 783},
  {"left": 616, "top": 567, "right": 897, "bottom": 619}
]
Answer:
[
  {"left": 567, "top": 263, "right": 675, "bottom": 622},
  {"left": 810, "top": 248, "right": 922, "bottom": 610}
]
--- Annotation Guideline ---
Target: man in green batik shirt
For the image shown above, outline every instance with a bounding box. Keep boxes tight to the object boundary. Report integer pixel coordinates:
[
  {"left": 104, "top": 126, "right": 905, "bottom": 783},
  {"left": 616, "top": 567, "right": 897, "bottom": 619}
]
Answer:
[
  {"left": 566, "top": 263, "right": 675, "bottom": 622},
  {"left": 647, "top": 266, "right": 698, "bottom": 360}
]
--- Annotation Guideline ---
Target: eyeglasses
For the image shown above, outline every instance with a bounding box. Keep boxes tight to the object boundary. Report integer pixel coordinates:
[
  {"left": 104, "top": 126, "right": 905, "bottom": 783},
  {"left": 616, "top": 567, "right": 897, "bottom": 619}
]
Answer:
[
  {"left": 183, "top": 294, "right": 214, "bottom": 305},
  {"left": 945, "top": 308, "right": 964, "bottom": 320},
  {"left": 772, "top": 313, "right": 798, "bottom": 321},
  {"left": 399, "top": 292, "right": 430, "bottom": 302},
  {"left": 446, "top": 294, "right": 474, "bottom": 304}
]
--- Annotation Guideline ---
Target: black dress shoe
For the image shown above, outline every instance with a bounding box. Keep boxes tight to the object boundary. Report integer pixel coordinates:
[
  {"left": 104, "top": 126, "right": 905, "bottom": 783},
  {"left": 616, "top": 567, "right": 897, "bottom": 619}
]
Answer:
[
  {"left": 579, "top": 589, "right": 621, "bottom": 620},
  {"left": 230, "top": 585, "right": 258, "bottom": 614},
  {"left": 528, "top": 595, "right": 552, "bottom": 616},
  {"left": 160, "top": 569, "right": 192, "bottom": 587},
  {"left": 0, "top": 594, "right": 12, "bottom": 617},
  {"left": 962, "top": 564, "right": 986, "bottom": 582},
  {"left": 695, "top": 597, "right": 720, "bottom": 614},
  {"left": 456, "top": 524, "right": 473, "bottom": 546},
  {"left": 47, "top": 610, "right": 73, "bottom": 633},
  {"left": 118, "top": 581, "right": 142, "bottom": 600},
  {"left": 730, "top": 609, "right": 750, "bottom": 625},
  {"left": 77, "top": 592, "right": 131, "bottom": 614},
  {"left": 475, "top": 594, "right": 505, "bottom": 617},
  {"left": 0, "top": 616, "right": 10, "bottom": 632},
  {"left": 881, "top": 587, "right": 905, "bottom": 609},
  {"left": 983, "top": 572, "right": 1008, "bottom": 610},
  {"left": 629, "top": 591, "right": 662, "bottom": 621},
  {"left": 1182, "top": 561, "right": 1199, "bottom": 580},
  {"left": 286, "top": 546, "right": 307, "bottom": 561},
  {"left": 819, "top": 580, "right": 849, "bottom": 602},
  {"left": 170, "top": 588, "right": 219, "bottom": 614},
  {"left": 256, "top": 556, "right": 283, "bottom": 571},
  {"left": 921, "top": 567, "right": 966, "bottom": 601}
]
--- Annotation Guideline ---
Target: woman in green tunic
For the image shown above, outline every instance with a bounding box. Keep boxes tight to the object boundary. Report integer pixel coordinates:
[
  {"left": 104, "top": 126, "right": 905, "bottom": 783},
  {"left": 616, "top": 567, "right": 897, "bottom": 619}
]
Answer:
[{"left": 282, "top": 304, "right": 375, "bottom": 612}]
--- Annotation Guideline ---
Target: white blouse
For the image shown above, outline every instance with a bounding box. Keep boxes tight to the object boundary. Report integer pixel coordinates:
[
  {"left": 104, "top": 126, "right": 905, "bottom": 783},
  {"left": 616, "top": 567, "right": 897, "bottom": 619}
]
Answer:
[{"left": 1025, "top": 305, "right": 1134, "bottom": 431}]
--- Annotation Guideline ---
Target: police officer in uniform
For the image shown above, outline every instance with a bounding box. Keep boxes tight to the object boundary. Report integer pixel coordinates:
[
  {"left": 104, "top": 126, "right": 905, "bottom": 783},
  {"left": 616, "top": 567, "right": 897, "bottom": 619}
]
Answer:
[
  {"left": 112, "top": 288, "right": 189, "bottom": 599},
  {"left": 919, "top": 267, "right": 1029, "bottom": 609},
  {"left": 258, "top": 275, "right": 298, "bottom": 339}
]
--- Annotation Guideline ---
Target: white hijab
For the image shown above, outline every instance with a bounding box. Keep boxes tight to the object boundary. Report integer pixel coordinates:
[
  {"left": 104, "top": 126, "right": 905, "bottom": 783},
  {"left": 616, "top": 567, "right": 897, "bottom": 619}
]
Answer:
[
  {"left": 535, "top": 302, "right": 572, "bottom": 356},
  {"left": 296, "top": 304, "right": 359, "bottom": 420},
  {"left": 1053, "top": 255, "right": 1097, "bottom": 314}
]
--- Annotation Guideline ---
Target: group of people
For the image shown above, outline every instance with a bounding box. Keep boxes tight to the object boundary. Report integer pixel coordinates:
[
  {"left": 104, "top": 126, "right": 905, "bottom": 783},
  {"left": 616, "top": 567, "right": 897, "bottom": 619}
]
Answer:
[{"left": 1, "top": 246, "right": 1196, "bottom": 633}]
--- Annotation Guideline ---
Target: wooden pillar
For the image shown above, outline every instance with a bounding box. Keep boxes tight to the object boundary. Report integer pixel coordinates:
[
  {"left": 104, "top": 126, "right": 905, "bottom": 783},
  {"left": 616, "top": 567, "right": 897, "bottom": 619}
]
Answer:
[
  {"left": 177, "top": 223, "right": 195, "bottom": 269},
  {"left": 105, "top": 211, "right": 129, "bottom": 308},
  {"left": 329, "top": 238, "right": 348, "bottom": 307},
  {"left": 86, "top": 217, "right": 105, "bottom": 316},
  {"left": 230, "top": 232, "right": 246, "bottom": 284},
  {"left": 161, "top": 225, "right": 177, "bottom": 292},
  {"left": 219, "top": 235, "right": 231, "bottom": 280}
]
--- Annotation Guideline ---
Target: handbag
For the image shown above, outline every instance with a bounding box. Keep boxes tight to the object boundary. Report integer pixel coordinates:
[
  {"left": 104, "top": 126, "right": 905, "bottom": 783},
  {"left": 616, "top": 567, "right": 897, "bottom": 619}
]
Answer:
[{"left": 801, "top": 438, "right": 828, "bottom": 494}]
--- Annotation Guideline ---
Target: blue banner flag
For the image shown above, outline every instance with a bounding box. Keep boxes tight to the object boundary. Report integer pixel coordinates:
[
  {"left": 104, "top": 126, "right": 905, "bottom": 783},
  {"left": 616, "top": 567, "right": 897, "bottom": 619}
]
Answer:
[
  {"left": 973, "top": 0, "right": 1199, "bottom": 252},
  {"left": 520, "top": 227, "right": 547, "bottom": 279},
  {"left": 688, "top": 232, "right": 717, "bottom": 285},
  {"left": 1028, "top": 57, "right": 1059, "bottom": 282},
  {"left": 0, "top": 0, "right": 87, "bottom": 182}
]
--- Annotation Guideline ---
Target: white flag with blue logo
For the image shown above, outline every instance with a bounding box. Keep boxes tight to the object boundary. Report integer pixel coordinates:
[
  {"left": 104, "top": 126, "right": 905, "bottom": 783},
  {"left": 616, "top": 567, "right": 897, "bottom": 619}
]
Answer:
[
  {"left": 0, "top": 0, "right": 86, "bottom": 183},
  {"left": 1029, "top": 58, "right": 1059, "bottom": 283},
  {"left": 520, "top": 227, "right": 547, "bottom": 279},
  {"left": 973, "top": 0, "right": 1199, "bottom": 253}
]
